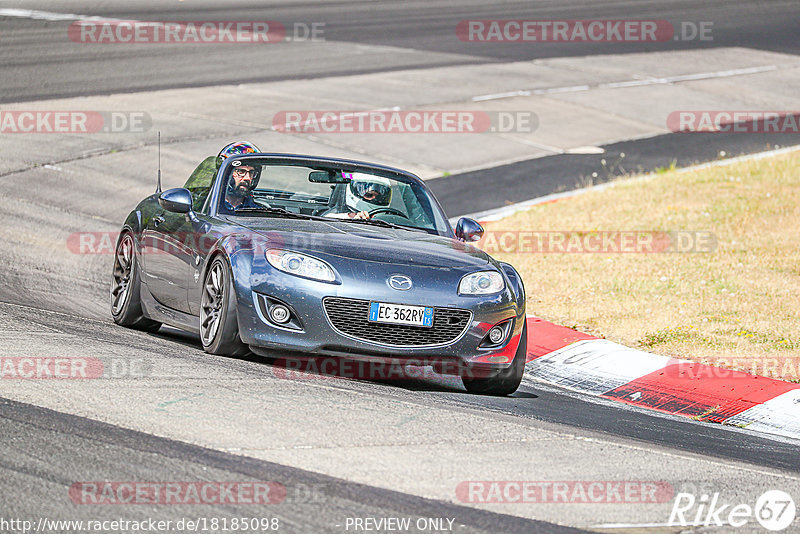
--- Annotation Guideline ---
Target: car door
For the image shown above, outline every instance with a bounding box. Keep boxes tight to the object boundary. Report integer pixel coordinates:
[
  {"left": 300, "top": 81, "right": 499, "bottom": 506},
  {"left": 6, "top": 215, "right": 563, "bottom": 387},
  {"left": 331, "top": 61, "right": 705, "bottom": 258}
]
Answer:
[
  {"left": 140, "top": 209, "right": 193, "bottom": 313},
  {"left": 185, "top": 213, "right": 223, "bottom": 316},
  {"left": 140, "top": 156, "right": 220, "bottom": 314}
]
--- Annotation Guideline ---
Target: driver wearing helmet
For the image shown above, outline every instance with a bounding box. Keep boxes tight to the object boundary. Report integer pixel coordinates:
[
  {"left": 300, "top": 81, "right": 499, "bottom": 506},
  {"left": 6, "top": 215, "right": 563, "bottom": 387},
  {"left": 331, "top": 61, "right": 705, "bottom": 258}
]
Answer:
[
  {"left": 218, "top": 141, "right": 264, "bottom": 210},
  {"left": 326, "top": 175, "right": 392, "bottom": 220}
]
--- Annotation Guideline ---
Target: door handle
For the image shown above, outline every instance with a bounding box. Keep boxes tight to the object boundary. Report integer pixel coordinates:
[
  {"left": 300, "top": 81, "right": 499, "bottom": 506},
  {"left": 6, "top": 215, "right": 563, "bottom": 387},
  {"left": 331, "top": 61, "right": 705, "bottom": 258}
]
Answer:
[{"left": 153, "top": 215, "right": 165, "bottom": 227}]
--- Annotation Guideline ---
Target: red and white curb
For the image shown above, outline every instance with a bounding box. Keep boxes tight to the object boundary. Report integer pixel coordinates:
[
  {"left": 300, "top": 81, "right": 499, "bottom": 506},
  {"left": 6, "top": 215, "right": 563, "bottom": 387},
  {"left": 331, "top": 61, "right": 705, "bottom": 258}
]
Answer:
[{"left": 524, "top": 317, "right": 800, "bottom": 441}]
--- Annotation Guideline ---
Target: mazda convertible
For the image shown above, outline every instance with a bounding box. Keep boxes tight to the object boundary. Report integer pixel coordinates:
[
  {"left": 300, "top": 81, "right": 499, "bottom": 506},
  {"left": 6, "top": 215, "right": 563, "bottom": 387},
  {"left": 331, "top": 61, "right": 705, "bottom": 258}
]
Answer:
[{"left": 110, "top": 144, "right": 527, "bottom": 395}]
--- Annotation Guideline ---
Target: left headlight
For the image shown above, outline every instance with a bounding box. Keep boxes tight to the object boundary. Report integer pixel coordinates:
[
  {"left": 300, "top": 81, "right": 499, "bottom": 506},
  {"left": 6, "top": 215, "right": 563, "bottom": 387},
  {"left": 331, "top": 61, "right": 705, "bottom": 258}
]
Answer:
[
  {"left": 266, "top": 249, "right": 336, "bottom": 283},
  {"left": 458, "top": 271, "right": 505, "bottom": 295}
]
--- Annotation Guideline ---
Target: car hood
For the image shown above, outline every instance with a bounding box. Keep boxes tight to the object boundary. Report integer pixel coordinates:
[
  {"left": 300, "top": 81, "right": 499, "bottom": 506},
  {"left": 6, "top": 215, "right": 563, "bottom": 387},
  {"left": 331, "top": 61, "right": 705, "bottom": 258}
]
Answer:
[{"left": 229, "top": 217, "right": 490, "bottom": 269}]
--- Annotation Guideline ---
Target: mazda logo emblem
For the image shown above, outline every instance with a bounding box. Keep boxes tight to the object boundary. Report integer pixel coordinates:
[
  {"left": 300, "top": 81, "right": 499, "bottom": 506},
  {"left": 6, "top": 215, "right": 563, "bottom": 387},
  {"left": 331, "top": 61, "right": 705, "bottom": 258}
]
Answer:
[{"left": 388, "top": 274, "right": 412, "bottom": 291}]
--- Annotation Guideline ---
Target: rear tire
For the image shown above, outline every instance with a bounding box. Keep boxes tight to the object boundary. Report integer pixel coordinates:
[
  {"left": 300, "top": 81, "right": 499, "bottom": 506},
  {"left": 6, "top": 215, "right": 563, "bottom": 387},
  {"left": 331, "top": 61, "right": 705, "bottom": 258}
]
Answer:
[
  {"left": 462, "top": 321, "right": 527, "bottom": 396},
  {"left": 200, "top": 256, "right": 249, "bottom": 356},
  {"left": 110, "top": 232, "right": 161, "bottom": 332}
]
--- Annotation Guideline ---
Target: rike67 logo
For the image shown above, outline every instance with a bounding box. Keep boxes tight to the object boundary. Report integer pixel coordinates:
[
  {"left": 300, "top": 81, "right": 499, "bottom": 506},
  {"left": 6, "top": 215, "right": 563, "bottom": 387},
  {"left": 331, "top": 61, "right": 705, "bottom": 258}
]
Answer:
[{"left": 669, "top": 490, "right": 796, "bottom": 531}]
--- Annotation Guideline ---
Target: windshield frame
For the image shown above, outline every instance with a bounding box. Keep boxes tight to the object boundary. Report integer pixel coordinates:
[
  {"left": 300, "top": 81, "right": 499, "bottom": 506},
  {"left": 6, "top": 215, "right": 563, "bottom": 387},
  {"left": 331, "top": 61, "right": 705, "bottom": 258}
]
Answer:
[{"left": 209, "top": 153, "right": 453, "bottom": 236}]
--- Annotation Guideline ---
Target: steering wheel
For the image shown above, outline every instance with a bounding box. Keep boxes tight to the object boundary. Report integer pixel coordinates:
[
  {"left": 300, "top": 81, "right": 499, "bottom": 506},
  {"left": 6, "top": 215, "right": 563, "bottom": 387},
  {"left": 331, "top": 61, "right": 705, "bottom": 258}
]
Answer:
[{"left": 368, "top": 207, "right": 410, "bottom": 219}]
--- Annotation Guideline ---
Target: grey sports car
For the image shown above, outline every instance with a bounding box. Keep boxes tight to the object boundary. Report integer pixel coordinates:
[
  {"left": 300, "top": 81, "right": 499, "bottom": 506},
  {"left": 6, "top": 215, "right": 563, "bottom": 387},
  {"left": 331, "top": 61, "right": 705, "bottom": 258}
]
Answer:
[{"left": 111, "top": 152, "right": 527, "bottom": 395}]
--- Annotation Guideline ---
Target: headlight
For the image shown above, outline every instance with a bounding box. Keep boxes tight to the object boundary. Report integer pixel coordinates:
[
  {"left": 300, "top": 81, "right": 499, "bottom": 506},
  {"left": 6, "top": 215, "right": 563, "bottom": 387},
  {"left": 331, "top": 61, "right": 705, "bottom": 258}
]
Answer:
[
  {"left": 266, "top": 249, "right": 336, "bottom": 282},
  {"left": 458, "top": 271, "right": 504, "bottom": 295}
]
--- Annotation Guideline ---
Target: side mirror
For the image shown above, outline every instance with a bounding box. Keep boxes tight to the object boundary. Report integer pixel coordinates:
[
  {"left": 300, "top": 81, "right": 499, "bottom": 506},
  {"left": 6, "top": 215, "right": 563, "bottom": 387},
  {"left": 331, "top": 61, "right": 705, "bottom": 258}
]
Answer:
[
  {"left": 158, "top": 188, "right": 197, "bottom": 221},
  {"left": 455, "top": 217, "right": 484, "bottom": 242}
]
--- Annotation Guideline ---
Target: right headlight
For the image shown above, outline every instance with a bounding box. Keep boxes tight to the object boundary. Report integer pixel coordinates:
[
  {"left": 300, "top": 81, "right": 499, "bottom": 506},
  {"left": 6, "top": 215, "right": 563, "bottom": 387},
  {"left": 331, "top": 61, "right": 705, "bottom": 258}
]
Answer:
[
  {"left": 266, "top": 249, "right": 336, "bottom": 283},
  {"left": 458, "top": 271, "right": 505, "bottom": 295}
]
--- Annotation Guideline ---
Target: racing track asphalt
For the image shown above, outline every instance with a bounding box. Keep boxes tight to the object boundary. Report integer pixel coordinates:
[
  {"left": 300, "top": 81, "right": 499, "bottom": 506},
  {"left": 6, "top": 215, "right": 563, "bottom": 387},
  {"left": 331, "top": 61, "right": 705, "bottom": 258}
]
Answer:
[
  {"left": 3, "top": 303, "right": 799, "bottom": 475},
  {"left": 1, "top": 134, "right": 799, "bottom": 528},
  {"left": 2, "top": 1, "right": 800, "bottom": 531},
  {"left": 1, "top": 0, "right": 800, "bottom": 103},
  {"left": 0, "top": 299, "right": 798, "bottom": 530},
  {"left": 0, "top": 396, "right": 582, "bottom": 534}
]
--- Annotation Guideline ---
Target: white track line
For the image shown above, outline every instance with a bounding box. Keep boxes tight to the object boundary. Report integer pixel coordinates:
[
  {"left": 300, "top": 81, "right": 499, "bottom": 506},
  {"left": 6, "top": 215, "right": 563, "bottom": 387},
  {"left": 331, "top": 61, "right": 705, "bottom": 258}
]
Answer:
[
  {"left": 472, "top": 65, "right": 778, "bottom": 102},
  {"left": 0, "top": 8, "right": 120, "bottom": 22},
  {"left": 593, "top": 522, "right": 732, "bottom": 529}
]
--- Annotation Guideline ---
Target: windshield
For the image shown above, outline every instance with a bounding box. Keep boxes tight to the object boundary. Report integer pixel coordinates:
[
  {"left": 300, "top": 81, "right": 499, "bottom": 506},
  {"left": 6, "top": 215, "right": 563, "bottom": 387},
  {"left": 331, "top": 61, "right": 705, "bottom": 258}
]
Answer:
[{"left": 217, "top": 158, "right": 451, "bottom": 235}]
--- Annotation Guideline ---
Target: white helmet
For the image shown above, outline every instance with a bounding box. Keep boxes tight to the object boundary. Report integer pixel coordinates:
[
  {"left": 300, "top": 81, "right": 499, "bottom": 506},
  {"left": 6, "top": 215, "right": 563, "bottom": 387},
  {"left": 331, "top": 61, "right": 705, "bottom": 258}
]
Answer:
[{"left": 345, "top": 175, "right": 393, "bottom": 212}]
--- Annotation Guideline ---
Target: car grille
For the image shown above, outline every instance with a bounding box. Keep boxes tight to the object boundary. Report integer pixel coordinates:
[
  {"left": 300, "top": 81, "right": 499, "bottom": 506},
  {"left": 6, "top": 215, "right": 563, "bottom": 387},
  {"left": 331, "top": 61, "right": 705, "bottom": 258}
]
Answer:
[{"left": 323, "top": 297, "right": 472, "bottom": 347}]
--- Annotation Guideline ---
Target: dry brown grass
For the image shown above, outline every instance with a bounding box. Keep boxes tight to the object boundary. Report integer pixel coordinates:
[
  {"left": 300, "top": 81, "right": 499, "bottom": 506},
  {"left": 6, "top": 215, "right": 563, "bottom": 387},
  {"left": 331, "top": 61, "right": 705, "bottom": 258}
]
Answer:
[{"left": 477, "top": 149, "right": 800, "bottom": 381}]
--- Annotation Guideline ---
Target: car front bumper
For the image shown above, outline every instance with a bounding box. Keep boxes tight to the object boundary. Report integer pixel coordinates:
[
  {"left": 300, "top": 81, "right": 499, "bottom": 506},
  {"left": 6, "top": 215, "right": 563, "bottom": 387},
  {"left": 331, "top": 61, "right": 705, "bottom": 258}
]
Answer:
[{"left": 233, "top": 260, "right": 525, "bottom": 371}]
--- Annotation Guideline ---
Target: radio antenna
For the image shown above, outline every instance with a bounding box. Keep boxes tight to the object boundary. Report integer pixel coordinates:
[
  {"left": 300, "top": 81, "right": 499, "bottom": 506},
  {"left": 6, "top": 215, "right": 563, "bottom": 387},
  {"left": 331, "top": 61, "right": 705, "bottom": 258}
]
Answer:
[{"left": 156, "top": 131, "right": 162, "bottom": 194}]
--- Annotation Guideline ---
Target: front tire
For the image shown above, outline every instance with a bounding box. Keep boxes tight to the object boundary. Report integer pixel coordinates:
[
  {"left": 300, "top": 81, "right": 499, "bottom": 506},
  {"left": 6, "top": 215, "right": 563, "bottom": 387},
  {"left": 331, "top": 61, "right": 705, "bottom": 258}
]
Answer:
[
  {"left": 200, "top": 256, "right": 249, "bottom": 356},
  {"left": 110, "top": 232, "right": 161, "bottom": 332},
  {"left": 462, "top": 321, "right": 527, "bottom": 396}
]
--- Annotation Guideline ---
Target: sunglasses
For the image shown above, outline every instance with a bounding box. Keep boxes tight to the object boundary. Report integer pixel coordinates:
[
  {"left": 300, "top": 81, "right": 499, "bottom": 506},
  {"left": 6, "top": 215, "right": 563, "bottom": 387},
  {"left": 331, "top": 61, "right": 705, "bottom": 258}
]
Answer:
[{"left": 232, "top": 168, "right": 256, "bottom": 177}]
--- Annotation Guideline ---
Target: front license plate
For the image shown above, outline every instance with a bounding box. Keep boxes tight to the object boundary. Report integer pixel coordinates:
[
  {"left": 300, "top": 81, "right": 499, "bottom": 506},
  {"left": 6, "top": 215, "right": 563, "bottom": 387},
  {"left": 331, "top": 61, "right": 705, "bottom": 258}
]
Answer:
[{"left": 369, "top": 302, "right": 434, "bottom": 327}]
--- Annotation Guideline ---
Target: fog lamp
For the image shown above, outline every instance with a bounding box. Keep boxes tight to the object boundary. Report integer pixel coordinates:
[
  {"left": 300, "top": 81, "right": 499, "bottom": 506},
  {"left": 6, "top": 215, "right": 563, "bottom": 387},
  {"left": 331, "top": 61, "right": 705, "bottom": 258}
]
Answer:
[
  {"left": 270, "top": 304, "right": 291, "bottom": 324},
  {"left": 488, "top": 326, "right": 505, "bottom": 344}
]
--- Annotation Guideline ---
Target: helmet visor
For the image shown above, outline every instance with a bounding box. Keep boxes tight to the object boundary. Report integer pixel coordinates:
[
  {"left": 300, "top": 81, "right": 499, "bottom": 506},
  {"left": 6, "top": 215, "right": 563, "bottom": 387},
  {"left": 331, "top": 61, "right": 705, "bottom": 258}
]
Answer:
[{"left": 349, "top": 180, "right": 392, "bottom": 206}]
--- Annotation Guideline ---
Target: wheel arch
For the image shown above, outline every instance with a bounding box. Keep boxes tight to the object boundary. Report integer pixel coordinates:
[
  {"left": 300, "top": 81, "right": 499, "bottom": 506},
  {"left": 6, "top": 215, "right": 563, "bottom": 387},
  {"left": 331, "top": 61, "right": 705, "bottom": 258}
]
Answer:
[
  {"left": 118, "top": 210, "right": 144, "bottom": 255},
  {"left": 122, "top": 209, "right": 143, "bottom": 234},
  {"left": 199, "top": 235, "right": 257, "bottom": 336},
  {"left": 198, "top": 246, "right": 251, "bottom": 355},
  {"left": 499, "top": 261, "right": 526, "bottom": 316}
]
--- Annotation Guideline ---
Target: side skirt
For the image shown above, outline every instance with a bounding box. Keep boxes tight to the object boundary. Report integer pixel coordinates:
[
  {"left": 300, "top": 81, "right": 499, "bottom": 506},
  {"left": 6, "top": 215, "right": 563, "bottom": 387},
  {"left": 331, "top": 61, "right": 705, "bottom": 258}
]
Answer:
[{"left": 139, "top": 281, "right": 201, "bottom": 334}]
